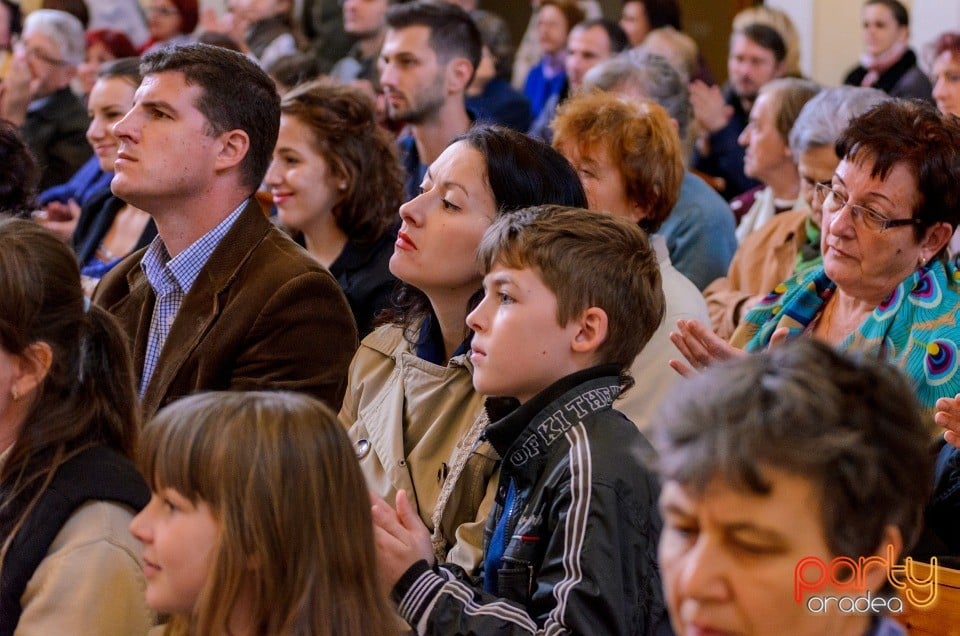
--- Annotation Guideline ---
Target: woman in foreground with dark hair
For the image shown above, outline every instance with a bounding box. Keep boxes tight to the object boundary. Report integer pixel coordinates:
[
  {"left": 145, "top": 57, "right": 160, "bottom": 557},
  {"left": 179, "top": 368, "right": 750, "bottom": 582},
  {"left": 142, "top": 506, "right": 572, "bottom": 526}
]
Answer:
[{"left": 339, "top": 124, "right": 587, "bottom": 573}]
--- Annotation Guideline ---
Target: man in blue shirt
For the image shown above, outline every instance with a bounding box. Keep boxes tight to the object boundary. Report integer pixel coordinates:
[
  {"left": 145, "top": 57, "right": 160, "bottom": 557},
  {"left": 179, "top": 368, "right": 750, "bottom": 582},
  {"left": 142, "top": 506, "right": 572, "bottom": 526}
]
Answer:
[{"left": 380, "top": 1, "right": 480, "bottom": 201}]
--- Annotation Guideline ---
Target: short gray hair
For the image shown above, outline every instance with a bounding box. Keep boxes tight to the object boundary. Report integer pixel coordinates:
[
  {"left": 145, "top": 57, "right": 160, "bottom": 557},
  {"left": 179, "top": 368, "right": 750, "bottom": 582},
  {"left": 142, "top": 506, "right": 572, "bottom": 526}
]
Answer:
[
  {"left": 788, "top": 86, "right": 890, "bottom": 156},
  {"left": 23, "top": 9, "right": 85, "bottom": 67},
  {"left": 582, "top": 50, "right": 692, "bottom": 139}
]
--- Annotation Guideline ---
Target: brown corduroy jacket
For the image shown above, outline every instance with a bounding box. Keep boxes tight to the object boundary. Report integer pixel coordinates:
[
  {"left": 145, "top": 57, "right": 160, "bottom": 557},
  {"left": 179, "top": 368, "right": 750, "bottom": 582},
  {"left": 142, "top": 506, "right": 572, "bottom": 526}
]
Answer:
[{"left": 94, "top": 199, "right": 359, "bottom": 419}]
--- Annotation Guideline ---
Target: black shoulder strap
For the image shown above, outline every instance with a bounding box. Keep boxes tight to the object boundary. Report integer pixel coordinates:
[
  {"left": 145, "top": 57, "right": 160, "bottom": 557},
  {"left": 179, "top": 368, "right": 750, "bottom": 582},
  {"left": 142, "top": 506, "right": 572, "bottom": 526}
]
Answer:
[{"left": 0, "top": 446, "right": 149, "bottom": 634}]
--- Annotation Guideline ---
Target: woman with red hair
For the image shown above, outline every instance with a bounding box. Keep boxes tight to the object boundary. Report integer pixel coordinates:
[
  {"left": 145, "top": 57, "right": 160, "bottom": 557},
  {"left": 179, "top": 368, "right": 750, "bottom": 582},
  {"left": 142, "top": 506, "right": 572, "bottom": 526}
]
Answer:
[
  {"left": 140, "top": 0, "right": 198, "bottom": 54},
  {"left": 77, "top": 29, "right": 137, "bottom": 96}
]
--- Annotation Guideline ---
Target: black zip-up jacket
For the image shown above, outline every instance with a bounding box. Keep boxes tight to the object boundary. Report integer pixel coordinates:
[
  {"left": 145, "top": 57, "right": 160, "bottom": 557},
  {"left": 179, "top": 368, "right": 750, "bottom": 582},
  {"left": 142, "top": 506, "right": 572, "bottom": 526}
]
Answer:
[{"left": 393, "top": 366, "right": 673, "bottom": 635}]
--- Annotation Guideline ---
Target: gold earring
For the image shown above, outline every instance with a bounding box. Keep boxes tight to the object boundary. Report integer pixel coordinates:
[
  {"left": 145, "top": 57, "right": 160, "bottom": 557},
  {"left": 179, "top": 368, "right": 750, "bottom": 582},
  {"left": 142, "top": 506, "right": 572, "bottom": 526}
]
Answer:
[{"left": 10, "top": 387, "right": 19, "bottom": 402}]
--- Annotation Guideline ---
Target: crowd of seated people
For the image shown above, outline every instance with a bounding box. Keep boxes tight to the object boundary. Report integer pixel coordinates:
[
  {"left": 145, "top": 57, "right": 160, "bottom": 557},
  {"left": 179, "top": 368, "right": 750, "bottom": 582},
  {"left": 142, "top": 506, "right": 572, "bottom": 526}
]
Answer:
[{"left": 3, "top": 0, "right": 960, "bottom": 633}]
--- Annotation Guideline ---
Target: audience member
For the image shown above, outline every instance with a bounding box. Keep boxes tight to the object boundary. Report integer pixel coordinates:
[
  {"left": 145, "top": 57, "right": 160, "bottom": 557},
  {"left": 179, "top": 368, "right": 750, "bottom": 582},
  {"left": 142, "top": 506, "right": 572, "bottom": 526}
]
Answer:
[
  {"left": 340, "top": 124, "right": 587, "bottom": 572},
  {"left": 465, "top": 9, "right": 532, "bottom": 132},
  {"left": 673, "top": 100, "right": 960, "bottom": 411},
  {"left": 140, "top": 0, "right": 198, "bottom": 54},
  {"left": 927, "top": 31, "right": 960, "bottom": 256},
  {"left": 380, "top": 1, "right": 480, "bottom": 201},
  {"left": 0, "top": 120, "right": 39, "bottom": 216},
  {"left": 1, "top": 10, "right": 91, "bottom": 191},
  {"left": 93, "top": 44, "right": 357, "bottom": 418},
  {"left": 69, "top": 59, "right": 157, "bottom": 296},
  {"left": 929, "top": 31, "right": 960, "bottom": 118},
  {"left": 732, "top": 77, "right": 820, "bottom": 242},
  {"left": 582, "top": 51, "right": 736, "bottom": 290},
  {"left": 330, "top": 0, "right": 394, "bottom": 92},
  {"left": 731, "top": 4, "right": 802, "bottom": 78},
  {"left": 529, "top": 16, "right": 627, "bottom": 142},
  {"left": 655, "top": 339, "right": 929, "bottom": 636},
  {"left": 691, "top": 23, "right": 786, "bottom": 200},
  {"left": 522, "top": 0, "right": 583, "bottom": 122},
  {"left": 372, "top": 205, "right": 671, "bottom": 634},
  {"left": 0, "top": 218, "right": 152, "bottom": 633},
  {"left": 843, "top": 0, "right": 932, "bottom": 100},
  {"left": 511, "top": 0, "right": 600, "bottom": 90},
  {"left": 131, "top": 391, "right": 396, "bottom": 636},
  {"left": 552, "top": 91, "right": 709, "bottom": 431},
  {"left": 619, "top": 0, "right": 681, "bottom": 47},
  {"left": 266, "top": 79, "right": 402, "bottom": 337},
  {"left": 705, "top": 86, "right": 887, "bottom": 340},
  {"left": 76, "top": 29, "right": 138, "bottom": 96},
  {"left": 640, "top": 25, "right": 698, "bottom": 80}
]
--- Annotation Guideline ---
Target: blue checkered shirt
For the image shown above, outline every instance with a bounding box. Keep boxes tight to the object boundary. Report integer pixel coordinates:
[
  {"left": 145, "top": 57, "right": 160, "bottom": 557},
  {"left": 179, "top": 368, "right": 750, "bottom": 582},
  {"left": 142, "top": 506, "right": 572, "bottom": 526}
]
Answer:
[{"left": 139, "top": 203, "right": 245, "bottom": 395}]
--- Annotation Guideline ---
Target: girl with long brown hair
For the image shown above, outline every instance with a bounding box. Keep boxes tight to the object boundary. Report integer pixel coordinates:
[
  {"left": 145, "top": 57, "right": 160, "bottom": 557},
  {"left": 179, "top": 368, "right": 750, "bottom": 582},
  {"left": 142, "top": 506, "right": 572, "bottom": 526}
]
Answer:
[{"left": 130, "top": 390, "right": 397, "bottom": 636}]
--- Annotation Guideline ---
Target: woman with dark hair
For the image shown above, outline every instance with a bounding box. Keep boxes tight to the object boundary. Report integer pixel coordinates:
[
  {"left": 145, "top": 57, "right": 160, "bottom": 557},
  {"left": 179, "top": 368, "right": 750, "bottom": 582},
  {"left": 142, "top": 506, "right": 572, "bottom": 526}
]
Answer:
[
  {"left": 339, "top": 124, "right": 587, "bottom": 572},
  {"left": 619, "top": 0, "right": 681, "bottom": 48},
  {"left": 843, "top": 0, "right": 932, "bottom": 100},
  {"left": 0, "top": 218, "right": 151, "bottom": 633},
  {"left": 0, "top": 120, "right": 38, "bottom": 216},
  {"left": 265, "top": 79, "right": 402, "bottom": 337}
]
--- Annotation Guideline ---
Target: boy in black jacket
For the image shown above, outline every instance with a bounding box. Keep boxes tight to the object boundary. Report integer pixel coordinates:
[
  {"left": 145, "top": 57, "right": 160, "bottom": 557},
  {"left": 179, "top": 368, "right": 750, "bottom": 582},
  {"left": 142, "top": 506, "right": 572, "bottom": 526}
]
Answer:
[{"left": 372, "top": 205, "right": 673, "bottom": 635}]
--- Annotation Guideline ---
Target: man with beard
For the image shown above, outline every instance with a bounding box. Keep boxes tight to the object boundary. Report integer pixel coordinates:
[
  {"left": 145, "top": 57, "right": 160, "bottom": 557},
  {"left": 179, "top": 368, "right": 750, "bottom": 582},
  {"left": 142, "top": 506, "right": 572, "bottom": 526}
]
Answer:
[
  {"left": 691, "top": 23, "right": 786, "bottom": 200},
  {"left": 380, "top": 1, "right": 481, "bottom": 201}
]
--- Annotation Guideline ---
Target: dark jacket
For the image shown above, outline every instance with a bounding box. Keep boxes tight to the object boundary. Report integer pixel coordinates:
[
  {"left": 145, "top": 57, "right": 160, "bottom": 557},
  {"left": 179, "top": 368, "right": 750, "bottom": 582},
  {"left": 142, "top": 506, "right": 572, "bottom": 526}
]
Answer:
[
  {"left": 20, "top": 88, "right": 92, "bottom": 191},
  {"left": 692, "top": 84, "right": 760, "bottom": 201},
  {"left": 93, "top": 199, "right": 359, "bottom": 418},
  {"left": 393, "top": 366, "right": 672, "bottom": 635},
  {"left": 73, "top": 190, "right": 157, "bottom": 268},
  {"left": 843, "top": 48, "right": 933, "bottom": 101}
]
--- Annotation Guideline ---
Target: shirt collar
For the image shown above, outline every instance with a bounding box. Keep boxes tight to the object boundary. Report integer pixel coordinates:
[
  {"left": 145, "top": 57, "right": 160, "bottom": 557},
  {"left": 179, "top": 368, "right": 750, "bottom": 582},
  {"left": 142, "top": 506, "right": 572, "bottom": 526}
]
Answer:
[{"left": 141, "top": 201, "right": 246, "bottom": 295}]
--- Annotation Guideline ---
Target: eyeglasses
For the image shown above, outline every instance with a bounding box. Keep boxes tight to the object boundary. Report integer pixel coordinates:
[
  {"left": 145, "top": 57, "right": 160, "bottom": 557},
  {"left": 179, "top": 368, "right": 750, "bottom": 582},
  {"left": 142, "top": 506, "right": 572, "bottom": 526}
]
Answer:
[
  {"left": 815, "top": 183, "right": 923, "bottom": 233},
  {"left": 23, "top": 46, "right": 69, "bottom": 67}
]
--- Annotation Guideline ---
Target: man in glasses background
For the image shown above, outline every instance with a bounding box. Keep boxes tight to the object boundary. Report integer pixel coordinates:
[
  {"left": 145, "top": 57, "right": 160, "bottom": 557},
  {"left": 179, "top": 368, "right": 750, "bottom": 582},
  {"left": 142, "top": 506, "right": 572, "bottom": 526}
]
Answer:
[{"left": 0, "top": 9, "right": 90, "bottom": 190}]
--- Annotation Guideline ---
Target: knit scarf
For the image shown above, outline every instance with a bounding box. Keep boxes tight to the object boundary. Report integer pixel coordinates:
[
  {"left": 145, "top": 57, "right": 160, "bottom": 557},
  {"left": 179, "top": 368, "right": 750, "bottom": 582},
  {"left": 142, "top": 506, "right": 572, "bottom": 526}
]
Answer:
[{"left": 859, "top": 41, "right": 908, "bottom": 87}]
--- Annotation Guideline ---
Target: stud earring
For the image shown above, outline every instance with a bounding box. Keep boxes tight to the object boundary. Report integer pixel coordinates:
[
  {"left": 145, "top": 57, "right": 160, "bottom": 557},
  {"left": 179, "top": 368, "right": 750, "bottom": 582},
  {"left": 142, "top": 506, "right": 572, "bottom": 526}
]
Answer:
[
  {"left": 10, "top": 387, "right": 19, "bottom": 402},
  {"left": 338, "top": 182, "right": 347, "bottom": 191}
]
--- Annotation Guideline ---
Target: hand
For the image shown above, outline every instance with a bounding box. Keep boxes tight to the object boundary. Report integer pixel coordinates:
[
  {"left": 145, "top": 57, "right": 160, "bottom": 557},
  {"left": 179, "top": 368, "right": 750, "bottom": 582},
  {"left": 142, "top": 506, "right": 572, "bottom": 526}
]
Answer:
[
  {"left": 34, "top": 199, "right": 79, "bottom": 242},
  {"left": 0, "top": 45, "right": 32, "bottom": 125},
  {"left": 669, "top": 318, "right": 745, "bottom": 377},
  {"left": 371, "top": 489, "right": 434, "bottom": 594},
  {"left": 689, "top": 80, "right": 733, "bottom": 135},
  {"left": 935, "top": 395, "right": 960, "bottom": 449}
]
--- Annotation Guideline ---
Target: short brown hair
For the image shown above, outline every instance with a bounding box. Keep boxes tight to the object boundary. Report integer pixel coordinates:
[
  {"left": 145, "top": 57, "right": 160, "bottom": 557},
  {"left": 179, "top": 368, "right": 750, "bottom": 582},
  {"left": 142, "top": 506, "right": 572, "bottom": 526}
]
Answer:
[
  {"left": 476, "top": 205, "right": 665, "bottom": 390},
  {"left": 280, "top": 79, "right": 403, "bottom": 244},
  {"left": 552, "top": 92, "right": 684, "bottom": 233},
  {"left": 836, "top": 99, "right": 960, "bottom": 244}
]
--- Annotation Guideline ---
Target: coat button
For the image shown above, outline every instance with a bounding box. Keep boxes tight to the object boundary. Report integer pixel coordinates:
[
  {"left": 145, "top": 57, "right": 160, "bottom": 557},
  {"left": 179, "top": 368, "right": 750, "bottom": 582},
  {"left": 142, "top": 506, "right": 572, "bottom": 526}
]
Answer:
[{"left": 356, "top": 439, "right": 370, "bottom": 460}]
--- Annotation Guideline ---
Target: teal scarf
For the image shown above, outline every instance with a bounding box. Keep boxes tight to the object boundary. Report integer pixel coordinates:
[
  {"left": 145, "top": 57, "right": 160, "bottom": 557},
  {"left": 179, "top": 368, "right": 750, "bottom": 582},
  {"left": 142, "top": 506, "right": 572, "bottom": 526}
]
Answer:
[{"left": 738, "top": 261, "right": 960, "bottom": 409}]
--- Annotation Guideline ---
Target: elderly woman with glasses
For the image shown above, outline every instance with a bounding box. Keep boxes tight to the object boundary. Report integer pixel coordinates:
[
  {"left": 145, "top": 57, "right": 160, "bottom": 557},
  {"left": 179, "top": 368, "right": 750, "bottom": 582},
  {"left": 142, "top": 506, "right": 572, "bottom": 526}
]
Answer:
[{"left": 672, "top": 99, "right": 960, "bottom": 411}]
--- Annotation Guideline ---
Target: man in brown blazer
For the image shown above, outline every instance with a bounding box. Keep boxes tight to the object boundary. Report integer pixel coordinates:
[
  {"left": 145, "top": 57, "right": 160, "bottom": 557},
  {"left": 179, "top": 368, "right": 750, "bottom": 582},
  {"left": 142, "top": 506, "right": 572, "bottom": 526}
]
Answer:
[{"left": 94, "top": 44, "right": 358, "bottom": 418}]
